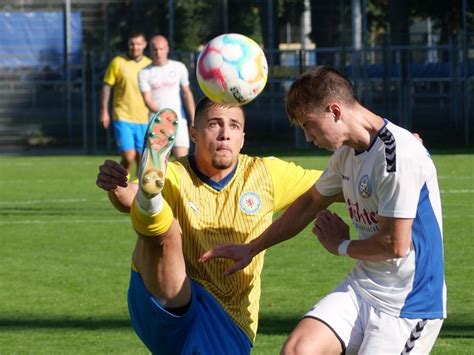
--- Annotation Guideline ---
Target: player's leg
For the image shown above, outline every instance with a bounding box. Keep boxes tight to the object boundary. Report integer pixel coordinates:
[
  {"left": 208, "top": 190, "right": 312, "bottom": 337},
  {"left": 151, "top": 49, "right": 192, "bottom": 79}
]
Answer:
[
  {"left": 127, "top": 109, "right": 192, "bottom": 353},
  {"left": 132, "top": 122, "right": 148, "bottom": 178},
  {"left": 282, "top": 280, "right": 364, "bottom": 355},
  {"left": 127, "top": 110, "right": 251, "bottom": 354},
  {"left": 112, "top": 120, "right": 137, "bottom": 175},
  {"left": 172, "top": 146, "right": 188, "bottom": 158},
  {"left": 358, "top": 309, "right": 444, "bottom": 355},
  {"left": 172, "top": 117, "right": 190, "bottom": 158},
  {"left": 131, "top": 108, "right": 189, "bottom": 306},
  {"left": 282, "top": 318, "right": 343, "bottom": 355},
  {"left": 121, "top": 149, "right": 136, "bottom": 173}
]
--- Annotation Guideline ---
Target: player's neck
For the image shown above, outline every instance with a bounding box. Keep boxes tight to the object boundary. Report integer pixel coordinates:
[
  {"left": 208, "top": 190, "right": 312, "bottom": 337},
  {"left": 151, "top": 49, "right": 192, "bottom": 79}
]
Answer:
[
  {"left": 347, "top": 109, "right": 385, "bottom": 151},
  {"left": 155, "top": 58, "right": 169, "bottom": 66},
  {"left": 129, "top": 54, "right": 144, "bottom": 62},
  {"left": 194, "top": 157, "right": 237, "bottom": 182}
]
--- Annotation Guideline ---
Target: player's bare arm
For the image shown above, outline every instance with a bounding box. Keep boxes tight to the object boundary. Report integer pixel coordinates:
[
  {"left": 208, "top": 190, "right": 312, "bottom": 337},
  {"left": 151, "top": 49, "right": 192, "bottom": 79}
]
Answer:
[
  {"left": 96, "top": 160, "right": 138, "bottom": 213},
  {"left": 142, "top": 91, "right": 160, "bottom": 113},
  {"left": 200, "top": 186, "right": 338, "bottom": 274},
  {"left": 314, "top": 212, "right": 414, "bottom": 261},
  {"left": 100, "top": 85, "right": 112, "bottom": 129},
  {"left": 181, "top": 85, "right": 195, "bottom": 125},
  {"left": 312, "top": 210, "right": 350, "bottom": 255}
]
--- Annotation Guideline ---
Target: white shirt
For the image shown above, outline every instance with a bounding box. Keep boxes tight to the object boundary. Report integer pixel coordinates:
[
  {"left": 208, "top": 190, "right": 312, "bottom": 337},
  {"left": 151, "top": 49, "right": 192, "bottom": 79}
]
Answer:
[
  {"left": 138, "top": 60, "right": 190, "bottom": 120},
  {"left": 316, "top": 120, "right": 447, "bottom": 319}
]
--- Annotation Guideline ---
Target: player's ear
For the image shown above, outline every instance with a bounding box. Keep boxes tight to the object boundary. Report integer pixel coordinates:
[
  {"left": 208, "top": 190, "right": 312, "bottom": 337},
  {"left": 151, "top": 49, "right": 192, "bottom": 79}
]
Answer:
[
  {"left": 240, "top": 132, "right": 245, "bottom": 149},
  {"left": 329, "top": 103, "right": 341, "bottom": 121},
  {"left": 190, "top": 125, "right": 197, "bottom": 143}
]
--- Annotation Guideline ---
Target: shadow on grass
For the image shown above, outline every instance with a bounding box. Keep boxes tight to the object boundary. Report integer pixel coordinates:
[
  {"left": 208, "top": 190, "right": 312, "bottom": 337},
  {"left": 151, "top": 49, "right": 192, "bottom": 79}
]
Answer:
[
  {"left": 257, "top": 314, "right": 474, "bottom": 339},
  {"left": 1, "top": 315, "right": 473, "bottom": 340},
  {"left": 439, "top": 319, "right": 474, "bottom": 339},
  {"left": 0, "top": 317, "right": 131, "bottom": 330}
]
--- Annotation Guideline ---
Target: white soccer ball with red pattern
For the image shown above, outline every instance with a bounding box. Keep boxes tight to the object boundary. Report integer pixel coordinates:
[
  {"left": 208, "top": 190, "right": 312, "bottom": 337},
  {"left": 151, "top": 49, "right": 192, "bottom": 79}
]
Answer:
[{"left": 196, "top": 33, "right": 268, "bottom": 106}]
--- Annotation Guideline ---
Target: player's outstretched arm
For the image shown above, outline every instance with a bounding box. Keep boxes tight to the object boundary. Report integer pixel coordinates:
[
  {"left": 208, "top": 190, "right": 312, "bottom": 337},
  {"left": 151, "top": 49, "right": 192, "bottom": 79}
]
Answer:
[
  {"left": 313, "top": 210, "right": 350, "bottom": 255},
  {"left": 314, "top": 213, "right": 413, "bottom": 261},
  {"left": 199, "top": 243, "right": 253, "bottom": 275},
  {"left": 96, "top": 160, "right": 138, "bottom": 213},
  {"left": 200, "top": 186, "right": 337, "bottom": 274}
]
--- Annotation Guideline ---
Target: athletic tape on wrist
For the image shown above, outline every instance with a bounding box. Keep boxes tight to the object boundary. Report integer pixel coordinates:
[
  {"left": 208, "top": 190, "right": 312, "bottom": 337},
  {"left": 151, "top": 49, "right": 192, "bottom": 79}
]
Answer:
[{"left": 337, "top": 240, "right": 351, "bottom": 256}]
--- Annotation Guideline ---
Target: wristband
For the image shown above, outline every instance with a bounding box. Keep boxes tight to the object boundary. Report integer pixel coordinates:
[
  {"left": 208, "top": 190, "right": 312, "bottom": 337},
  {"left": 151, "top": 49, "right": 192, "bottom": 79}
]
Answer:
[{"left": 337, "top": 240, "right": 351, "bottom": 256}]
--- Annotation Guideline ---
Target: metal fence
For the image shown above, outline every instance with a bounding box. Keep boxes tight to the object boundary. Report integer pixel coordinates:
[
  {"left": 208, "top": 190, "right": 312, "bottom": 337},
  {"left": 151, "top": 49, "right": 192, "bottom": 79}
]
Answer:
[
  {"left": 0, "top": 0, "right": 472, "bottom": 152},
  {"left": 1, "top": 42, "right": 473, "bottom": 154}
]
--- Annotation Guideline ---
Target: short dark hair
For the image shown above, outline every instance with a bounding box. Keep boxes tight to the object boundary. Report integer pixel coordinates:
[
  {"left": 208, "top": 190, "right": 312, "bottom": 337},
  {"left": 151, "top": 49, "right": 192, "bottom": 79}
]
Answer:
[
  {"left": 128, "top": 31, "right": 146, "bottom": 41},
  {"left": 286, "top": 66, "right": 359, "bottom": 125},
  {"left": 194, "top": 96, "right": 245, "bottom": 126}
]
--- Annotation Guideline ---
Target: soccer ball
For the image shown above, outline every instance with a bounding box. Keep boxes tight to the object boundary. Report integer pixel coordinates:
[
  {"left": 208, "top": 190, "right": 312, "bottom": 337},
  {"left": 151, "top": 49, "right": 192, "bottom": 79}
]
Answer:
[{"left": 196, "top": 33, "right": 268, "bottom": 106}]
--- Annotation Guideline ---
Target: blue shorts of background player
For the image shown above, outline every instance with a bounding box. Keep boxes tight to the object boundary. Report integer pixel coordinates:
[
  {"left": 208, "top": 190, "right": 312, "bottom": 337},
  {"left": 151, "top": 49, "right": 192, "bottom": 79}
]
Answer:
[
  {"left": 128, "top": 270, "right": 252, "bottom": 354},
  {"left": 112, "top": 120, "right": 148, "bottom": 153}
]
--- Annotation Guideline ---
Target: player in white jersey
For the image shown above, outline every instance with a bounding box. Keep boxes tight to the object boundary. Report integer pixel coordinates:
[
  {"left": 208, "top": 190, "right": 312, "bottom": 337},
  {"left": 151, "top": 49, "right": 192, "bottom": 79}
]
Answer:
[
  {"left": 139, "top": 35, "right": 195, "bottom": 158},
  {"left": 201, "top": 66, "right": 447, "bottom": 354}
]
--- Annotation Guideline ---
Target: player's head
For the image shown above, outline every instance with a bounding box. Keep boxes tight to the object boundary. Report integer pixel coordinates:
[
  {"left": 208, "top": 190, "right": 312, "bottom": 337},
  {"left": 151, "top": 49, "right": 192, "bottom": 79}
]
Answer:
[
  {"left": 286, "top": 66, "right": 360, "bottom": 151},
  {"left": 150, "top": 35, "right": 169, "bottom": 66},
  {"left": 191, "top": 97, "right": 245, "bottom": 171},
  {"left": 127, "top": 32, "right": 147, "bottom": 60}
]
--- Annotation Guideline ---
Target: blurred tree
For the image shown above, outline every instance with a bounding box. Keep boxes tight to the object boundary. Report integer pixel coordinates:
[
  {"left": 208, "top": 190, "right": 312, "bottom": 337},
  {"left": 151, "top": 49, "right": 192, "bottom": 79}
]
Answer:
[
  {"left": 227, "top": 0, "right": 263, "bottom": 44},
  {"left": 173, "top": 0, "right": 212, "bottom": 50}
]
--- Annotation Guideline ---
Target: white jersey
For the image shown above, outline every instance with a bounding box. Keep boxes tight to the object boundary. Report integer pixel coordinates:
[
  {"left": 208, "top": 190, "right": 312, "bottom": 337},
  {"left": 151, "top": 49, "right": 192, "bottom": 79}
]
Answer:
[
  {"left": 138, "top": 60, "right": 190, "bottom": 120},
  {"left": 316, "top": 120, "right": 447, "bottom": 319}
]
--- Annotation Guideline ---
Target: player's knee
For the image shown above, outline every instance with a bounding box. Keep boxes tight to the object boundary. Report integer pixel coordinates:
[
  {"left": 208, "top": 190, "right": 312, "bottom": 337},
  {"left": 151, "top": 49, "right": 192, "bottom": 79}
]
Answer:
[
  {"left": 282, "top": 334, "right": 331, "bottom": 355},
  {"left": 281, "top": 336, "right": 310, "bottom": 355}
]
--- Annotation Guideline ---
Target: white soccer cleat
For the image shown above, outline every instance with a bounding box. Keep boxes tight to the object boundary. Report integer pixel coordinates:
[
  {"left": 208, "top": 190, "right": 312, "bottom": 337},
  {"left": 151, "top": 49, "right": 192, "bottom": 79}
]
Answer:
[{"left": 138, "top": 109, "right": 178, "bottom": 196}]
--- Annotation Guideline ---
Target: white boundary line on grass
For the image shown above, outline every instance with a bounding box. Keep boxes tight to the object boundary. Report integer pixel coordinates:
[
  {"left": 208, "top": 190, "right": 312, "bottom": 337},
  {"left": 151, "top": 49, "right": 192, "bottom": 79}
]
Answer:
[
  {"left": 0, "top": 198, "right": 88, "bottom": 205},
  {"left": 0, "top": 219, "right": 130, "bottom": 225}
]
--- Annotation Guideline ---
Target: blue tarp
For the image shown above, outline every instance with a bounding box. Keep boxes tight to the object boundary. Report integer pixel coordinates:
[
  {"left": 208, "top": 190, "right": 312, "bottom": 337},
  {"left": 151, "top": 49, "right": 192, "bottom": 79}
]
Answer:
[{"left": 0, "top": 11, "right": 82, "bottom": 69}]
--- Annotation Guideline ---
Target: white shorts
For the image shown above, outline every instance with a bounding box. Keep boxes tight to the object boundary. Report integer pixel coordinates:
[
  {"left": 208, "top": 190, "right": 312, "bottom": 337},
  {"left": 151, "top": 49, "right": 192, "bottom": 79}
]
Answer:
[
  {"left": 304, "top": 280, "right": 444, "bottom": 355},
  {"left": 174, "top": 117, "right": 190, "bottom": 149}
]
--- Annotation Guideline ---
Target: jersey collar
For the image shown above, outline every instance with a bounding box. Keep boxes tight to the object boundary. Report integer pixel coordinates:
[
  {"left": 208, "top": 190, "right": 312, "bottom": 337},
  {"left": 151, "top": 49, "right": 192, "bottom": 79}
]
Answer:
[{"left": 188, "top": 154, "right": 238, "bottom": 191}]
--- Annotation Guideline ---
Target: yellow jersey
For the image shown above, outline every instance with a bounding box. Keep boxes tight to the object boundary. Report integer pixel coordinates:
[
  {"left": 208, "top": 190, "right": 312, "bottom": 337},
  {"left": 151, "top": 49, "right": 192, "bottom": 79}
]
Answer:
[
  {"left": 161, "top": 154, "right": 322, "bottom": 342},
  {"left": 103, "top": 55, "right": 152, "bottom": 123}
]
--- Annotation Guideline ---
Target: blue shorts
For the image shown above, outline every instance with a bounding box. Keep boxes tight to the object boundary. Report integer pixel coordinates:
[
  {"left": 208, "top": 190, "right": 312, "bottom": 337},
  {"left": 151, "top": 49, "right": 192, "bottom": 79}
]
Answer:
[
  {"left": 112, "top": 120, "right": 148, "bottom": 153},
  {"left": 128, "top": 270, "right": 251, "bottom": 355}
]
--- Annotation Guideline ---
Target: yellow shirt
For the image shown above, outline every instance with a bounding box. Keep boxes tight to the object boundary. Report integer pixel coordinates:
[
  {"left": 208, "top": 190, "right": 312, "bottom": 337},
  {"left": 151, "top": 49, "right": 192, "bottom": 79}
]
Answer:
[
  {"left": 161, "top": 154, "right": 322, "bottom": 342},
  {"left": 103, "top": 55, "right": 152, "bottom": 123}
]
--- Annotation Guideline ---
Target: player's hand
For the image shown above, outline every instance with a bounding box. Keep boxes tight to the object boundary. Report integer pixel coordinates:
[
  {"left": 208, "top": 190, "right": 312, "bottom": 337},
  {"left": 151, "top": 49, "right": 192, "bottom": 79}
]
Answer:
[
  {"left": 313, "top": 210, "right": 350, "bottom": 256},
  {"left": 413, "top": 133, "right": 423, "bottom": 144},
  {"left": 100, "top": 111, "right": 111, "bottom": 129},
  {"left": 96, "top": 160, "right": 128, "bottom": 191},
  {"left": 199, "top": 243, "right": 253, "bottom": 275}
]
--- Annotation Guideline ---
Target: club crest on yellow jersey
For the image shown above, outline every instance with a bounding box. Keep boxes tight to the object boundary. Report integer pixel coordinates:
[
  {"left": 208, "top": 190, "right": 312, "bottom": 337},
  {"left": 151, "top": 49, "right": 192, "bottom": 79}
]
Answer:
[{"left": 239, "top": 192, "right": 261, "bottom": 214}]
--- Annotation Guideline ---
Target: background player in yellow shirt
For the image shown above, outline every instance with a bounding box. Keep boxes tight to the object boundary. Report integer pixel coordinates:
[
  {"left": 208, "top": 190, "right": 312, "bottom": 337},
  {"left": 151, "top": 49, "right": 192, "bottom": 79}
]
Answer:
[
  {"left": 96, "top": 97, "right": 323, "bottom": 354},
  {"left": 100, "top": 32, "right": 152, "bottom": 177}
]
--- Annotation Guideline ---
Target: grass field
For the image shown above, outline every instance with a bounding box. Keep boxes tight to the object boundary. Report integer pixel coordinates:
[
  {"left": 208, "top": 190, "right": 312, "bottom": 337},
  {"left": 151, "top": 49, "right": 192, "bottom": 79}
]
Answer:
[{"left": 0, "top": 153, "right": 473, "bottom": 354}]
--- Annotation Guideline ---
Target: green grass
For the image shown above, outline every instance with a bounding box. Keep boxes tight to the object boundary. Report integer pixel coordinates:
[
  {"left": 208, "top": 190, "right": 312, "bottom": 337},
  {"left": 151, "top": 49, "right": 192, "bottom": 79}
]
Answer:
[{"left": 0, "top": 153, "right": 473, "bottom": 354}]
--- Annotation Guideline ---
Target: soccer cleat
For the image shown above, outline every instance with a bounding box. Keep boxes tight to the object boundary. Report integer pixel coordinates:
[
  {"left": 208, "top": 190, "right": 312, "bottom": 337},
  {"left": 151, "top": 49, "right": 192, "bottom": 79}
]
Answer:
[{"left": 138, "top": 108, "right": 178, "bottom": 196}]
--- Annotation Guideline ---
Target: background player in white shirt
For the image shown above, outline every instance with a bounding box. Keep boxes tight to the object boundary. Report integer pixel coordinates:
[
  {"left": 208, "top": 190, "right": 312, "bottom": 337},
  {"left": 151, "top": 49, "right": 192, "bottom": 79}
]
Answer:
[
  {"left": 201, "top": 66, "right": 447, "bottom": 354},
  {"left": 139, "top": 35, "right": 195, "bottom": 158}
]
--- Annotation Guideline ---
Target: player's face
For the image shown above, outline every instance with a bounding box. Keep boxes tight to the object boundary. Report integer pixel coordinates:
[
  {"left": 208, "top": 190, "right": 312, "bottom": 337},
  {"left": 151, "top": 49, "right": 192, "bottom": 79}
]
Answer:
[
  {"left": 128, "top": 36, "right": 146, "bottom": 60},
  {"left": 193, "top": 106, "right": 245, "bottom": 171},
  {"left": 150, "top": 37, "right": 169, "bottom": 66},
  {"left": 299, "top": 109, "right": 343, "bottom": 152}
]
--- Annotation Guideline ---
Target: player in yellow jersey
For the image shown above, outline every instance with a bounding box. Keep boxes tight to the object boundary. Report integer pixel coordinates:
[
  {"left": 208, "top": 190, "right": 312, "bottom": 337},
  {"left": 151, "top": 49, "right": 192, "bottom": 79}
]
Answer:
[
  {"left": 96, "top": 97, "right": 323, "bottom": 354},
  {"left": 100, "top": 32, "right": 152, "bottom": 177}
]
